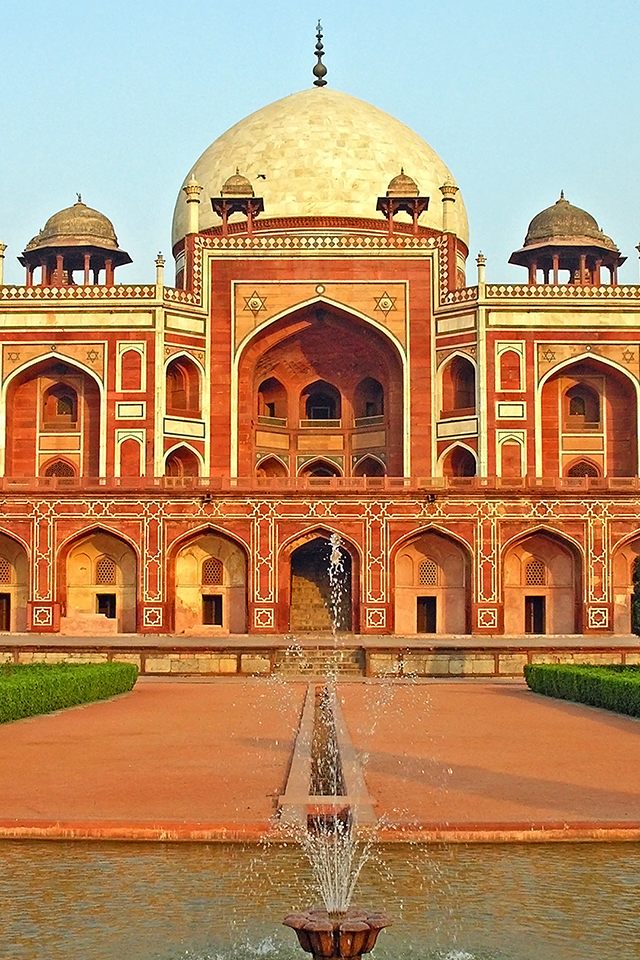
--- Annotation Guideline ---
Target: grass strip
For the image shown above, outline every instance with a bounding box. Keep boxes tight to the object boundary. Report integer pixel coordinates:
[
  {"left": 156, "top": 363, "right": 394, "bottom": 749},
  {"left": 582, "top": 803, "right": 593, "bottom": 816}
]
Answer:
[
  {"left": 0, "top": 662, "right": 138, "bottom": 723},
  {"left": 524, "top": 662, "right": 640, "bottom": 718}
]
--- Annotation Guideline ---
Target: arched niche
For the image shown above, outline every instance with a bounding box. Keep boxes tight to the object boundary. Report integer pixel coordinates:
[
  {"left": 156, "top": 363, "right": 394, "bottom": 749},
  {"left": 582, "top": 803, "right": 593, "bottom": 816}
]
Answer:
[
  {"left": 442, "top": 445, "right": 477, "bottom": 477},
  {"left": 353, "top": 455, "right": 386, "bottom": 477},
  {"left": 172, "top": 531, "right": 248, "bottom": 635},
  {"left": 42, "top": 458, "right": 77, "bottom": 478},
  {"left": 288, "top": 534, "right": 353, "bottom": 633},
  {"left": 119, "top": 437, "right": 142, "bottom": 478},
  {"left": 394, "top": 530, "right": 471, "bottom": 634},
  {"left": 503, "top": 531, "right": 581, "bottom": 635},
  {"left": 500, "top": 440, "right": 522, "bottom": 478},
  {"left": 165, "top": 446, "right": 201, "bottom": 478},
  {"left": 499, "top": 351, "right": 521, "bottom": 391},
  {"left": 441, "top": 355, "right": 476, "bottom": 416},
  {"left": 5, "top": 358, "right": 100, "bottom": 477},
  {"left": 256, "top": 456, "right": 288, "bottom": 478},
  {"left": 257, "top": 377, "right": 288, "bottom": 421},
  {"left": 540, "top": 359, "right": 638, "bottom": 477},
  {"left": 121, "top": 350, "right": 142, "bottom": 391},
  {"left": 62, "top": 530, "right": 137, "bottom": 634},
  {"left": 301, "top": 380, "right": 342, "bottom": 422},
  {"left": 166, "top": 356, "right": 201, "bottom": 417},
  {"left": 612, "top": 536, "right": 640, "bottom": 635},
  {"left": 566, "top": 459, "right": 599, "bottom": 478},
  {"left": 354, "top": 377, "right": 384, "bottom": 420},
  {"left": 299, "top": 458, "right": 342, "bottom": 478},
  {"left": 0, "top": 532, "right": 28, "bottom": 631}
]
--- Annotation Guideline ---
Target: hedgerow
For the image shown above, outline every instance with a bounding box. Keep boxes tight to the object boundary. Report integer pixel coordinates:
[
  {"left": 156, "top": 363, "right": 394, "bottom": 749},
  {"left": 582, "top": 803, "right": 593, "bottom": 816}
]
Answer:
[
  {"left": 524, "top": 662, "right": 640, "bottom": 718},
  {"left": 0, "top": 662, "right": 138, "bottom": 724}
]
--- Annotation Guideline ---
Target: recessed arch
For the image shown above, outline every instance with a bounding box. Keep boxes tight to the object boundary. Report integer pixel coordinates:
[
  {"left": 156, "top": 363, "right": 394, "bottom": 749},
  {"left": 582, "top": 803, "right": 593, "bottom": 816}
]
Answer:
[
  {"left": 300, "top": 380, "right": 342, "bottom": 421},
  {"left": 42, "top": 457, "right": 77, "bottom": 478},
  {"left": 440, "top": 352, "right": 477, "bottom": 416},
  {"left": 233, "top": 297, "right": 407, "bottom": 477},
  {"left": 256, "top": 455, "right": 288, "bottom": 478},
  {"left": 165, "top": 354, "right": 202, "bottom": 417},
  {"left": 353, "top": 455, "right": 386, "bottom": 477},
  {"left": 59, "top": 526, "right": 139, "bottom": 634},
  {"left": 537, "top": 353, "right": 640, "bottom": 477},
  {"left": 168, "top": 525, "right": 248, "bottom": 634},
  {"left": 503, "top": 527, "right": 582, "bottom": 635},
  {"left": 566, "top": 458, "right": 600, "bottom": 478},
  {"left": 439, "top": 443, "right": 477, "bottom": 477},
  {"left": 164, "top": 443, "right": 203, "bottom": 478},
  {"left": 298, "top": 457, "right": 343, "bottom": 478},
  {"left": 393, "top": 526, "right": 472, "bottom": 634},
  {"left": 0, "top": 529, "right": 29, "bottom": 631}
]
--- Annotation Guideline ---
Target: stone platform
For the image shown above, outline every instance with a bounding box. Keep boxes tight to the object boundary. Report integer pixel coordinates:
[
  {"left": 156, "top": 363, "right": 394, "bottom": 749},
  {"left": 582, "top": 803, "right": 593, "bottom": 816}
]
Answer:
[{"left": 1, "top": 633, "right": 638, "bottom": 678}]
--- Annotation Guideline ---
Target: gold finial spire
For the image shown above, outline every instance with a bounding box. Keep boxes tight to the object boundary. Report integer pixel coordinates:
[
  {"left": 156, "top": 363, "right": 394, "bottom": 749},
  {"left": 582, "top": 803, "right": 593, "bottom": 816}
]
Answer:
[{"left": 313, "top": 20, "right": 327, "bottom": 87}]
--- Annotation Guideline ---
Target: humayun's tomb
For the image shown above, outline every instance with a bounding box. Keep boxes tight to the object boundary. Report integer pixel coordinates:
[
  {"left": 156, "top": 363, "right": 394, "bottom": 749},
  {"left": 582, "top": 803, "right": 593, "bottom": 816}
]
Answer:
[{"left": 1, "top": 41, "right": 639, "bottom": 645}]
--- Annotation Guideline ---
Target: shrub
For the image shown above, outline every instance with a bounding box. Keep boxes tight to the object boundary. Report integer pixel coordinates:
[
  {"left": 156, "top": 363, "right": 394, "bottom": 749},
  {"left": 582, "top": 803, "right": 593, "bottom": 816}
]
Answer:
[
  {"left": 632, "top": 557, "right": 640, "bottom": 637},
  {"left": 524, "top": 663, "right": 640, "bottom": 718},
  {"left": 0, "top": 661, "right": 138, "bottom": 724}
]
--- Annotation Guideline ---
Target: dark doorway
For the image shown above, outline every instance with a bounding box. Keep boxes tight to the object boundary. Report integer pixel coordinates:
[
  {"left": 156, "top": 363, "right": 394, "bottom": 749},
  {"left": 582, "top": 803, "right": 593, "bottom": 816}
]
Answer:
[
  {"left": 290, "top": 538, "right": 352, "bottom": 632},
  {"left": 203, "top": 594, "right": 223, "bottom": 626},
  {"left": 97, "top": 593, "right": 116, "bottom": 619},
  {"left": 525, "top": 596, "right": 546, "bottom": 634},
  {"left": 0, "top": 594, "right": 10, "bottom": 631},
  {"left": 417, "top": 596, "right": 437, "bottom": 633}
]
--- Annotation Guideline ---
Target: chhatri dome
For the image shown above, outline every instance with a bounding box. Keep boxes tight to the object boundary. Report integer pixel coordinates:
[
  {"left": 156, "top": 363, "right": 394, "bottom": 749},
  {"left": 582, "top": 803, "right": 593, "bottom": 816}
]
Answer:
[{"left": 171, "top": 86, "right": 468, "bottom": 246}]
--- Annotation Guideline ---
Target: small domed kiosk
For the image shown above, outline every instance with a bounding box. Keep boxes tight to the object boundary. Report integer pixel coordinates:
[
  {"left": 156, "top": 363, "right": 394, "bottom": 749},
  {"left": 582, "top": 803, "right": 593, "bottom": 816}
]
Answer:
[
  {"left": 20, "top": 198, "right": 131, "bottom": 287},
  {"left": 509, "top": 193, "right": 625, "bottom": 286}
]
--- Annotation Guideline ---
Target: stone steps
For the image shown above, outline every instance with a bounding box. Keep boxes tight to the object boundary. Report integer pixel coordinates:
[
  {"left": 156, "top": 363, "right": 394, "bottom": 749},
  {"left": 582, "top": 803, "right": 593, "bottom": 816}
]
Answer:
[{"left": 273, "top": 647, "right": 365, "bottom": 677}]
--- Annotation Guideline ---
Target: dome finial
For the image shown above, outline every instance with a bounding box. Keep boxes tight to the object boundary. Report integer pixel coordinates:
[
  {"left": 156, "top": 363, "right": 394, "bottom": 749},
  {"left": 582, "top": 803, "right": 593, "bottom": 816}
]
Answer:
[
  {"left": 560, "top": 189, "right": 565, "bottom": 200},
  {"left": 312, "top": 20, "right": 327, "bottom": 87}
]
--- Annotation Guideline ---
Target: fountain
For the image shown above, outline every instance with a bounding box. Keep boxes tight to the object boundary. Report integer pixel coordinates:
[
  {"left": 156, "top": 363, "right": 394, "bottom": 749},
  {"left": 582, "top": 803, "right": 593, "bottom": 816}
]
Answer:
[{"left": 281, "top": 534, "right": 392, "bottom": 960}]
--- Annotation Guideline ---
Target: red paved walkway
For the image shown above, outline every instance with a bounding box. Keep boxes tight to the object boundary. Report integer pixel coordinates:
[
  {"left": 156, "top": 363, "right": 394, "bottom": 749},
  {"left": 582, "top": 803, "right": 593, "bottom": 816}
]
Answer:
[{"left": 1, "top": 678, "right": 639, "bottom": 839}]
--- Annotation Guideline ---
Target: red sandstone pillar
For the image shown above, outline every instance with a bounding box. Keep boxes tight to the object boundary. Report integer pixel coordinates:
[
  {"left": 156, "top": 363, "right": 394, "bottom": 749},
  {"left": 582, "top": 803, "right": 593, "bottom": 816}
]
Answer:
[
  {"left": 105, "top": 259, "right": 114, "bottom": 286},
  {"left": 552, "top": 254, "right": 559, "bottom": 284},
  {"left": 54, "top": 253, "right": 64, "bottom": 286},
  {"left": 25, "top": 265, "right": 33, "bottom": 287},
  {"left": 84, "top": 253, "right": 91, "bottom": 285},
  {"left": 579, "top": 254, "right": 587, "bottom": 286}
]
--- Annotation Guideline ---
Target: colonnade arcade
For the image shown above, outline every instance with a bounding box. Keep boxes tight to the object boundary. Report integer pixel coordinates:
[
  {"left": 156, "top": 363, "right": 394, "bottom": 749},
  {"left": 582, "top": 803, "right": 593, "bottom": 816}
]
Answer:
[{"left": 0, "top": 496, "right": 638, "bottom": 636}]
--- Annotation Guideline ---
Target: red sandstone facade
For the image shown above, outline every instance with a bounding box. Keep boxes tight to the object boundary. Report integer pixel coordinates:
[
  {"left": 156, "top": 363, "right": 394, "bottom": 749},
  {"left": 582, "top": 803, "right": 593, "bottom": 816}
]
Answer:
[{"left": 1, "top": 90, "right": 639, "bottom": 639}]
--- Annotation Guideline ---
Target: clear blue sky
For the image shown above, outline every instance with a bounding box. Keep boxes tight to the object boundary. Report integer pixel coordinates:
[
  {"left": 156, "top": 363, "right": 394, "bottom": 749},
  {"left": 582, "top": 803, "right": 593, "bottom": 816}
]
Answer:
[{"left": 1, "top": 0, "right": 639, "bottom": 285}]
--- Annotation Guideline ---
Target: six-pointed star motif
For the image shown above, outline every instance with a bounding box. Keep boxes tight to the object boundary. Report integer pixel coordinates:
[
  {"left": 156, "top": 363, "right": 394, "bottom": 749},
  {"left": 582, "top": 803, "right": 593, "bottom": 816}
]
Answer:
[
  {"left": 374, "top": 291, "right": 397, "bottom": 316},
  {"left": 243, "top": 291, "right": 267, "bottom": 317}
]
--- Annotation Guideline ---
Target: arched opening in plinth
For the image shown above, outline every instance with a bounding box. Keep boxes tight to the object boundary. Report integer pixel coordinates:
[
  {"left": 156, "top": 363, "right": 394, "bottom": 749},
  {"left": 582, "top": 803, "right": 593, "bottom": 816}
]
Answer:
[
  {"left": 394, "top": 529, "right": 471, "bottom": 634},
  {"left": 285, "top": 532, "right": 357, "bottom": 634},
  {"left": 172, "top": 529, "right": 248, "bottom": 635},
  {"left": 0, "top": 531, "right": 28, "bottom": 632},
  {"left": 62, "top": 529, "right": 138, "bottom": 634},
  {"left": 503, "top": 530, "right": 581, "bottom": 635}
]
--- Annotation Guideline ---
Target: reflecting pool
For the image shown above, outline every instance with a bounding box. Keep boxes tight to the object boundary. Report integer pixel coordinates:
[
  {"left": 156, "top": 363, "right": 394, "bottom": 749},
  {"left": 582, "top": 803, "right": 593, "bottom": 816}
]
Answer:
[{"left": 0, "top": 841, "right": 638, "bottom": 960}]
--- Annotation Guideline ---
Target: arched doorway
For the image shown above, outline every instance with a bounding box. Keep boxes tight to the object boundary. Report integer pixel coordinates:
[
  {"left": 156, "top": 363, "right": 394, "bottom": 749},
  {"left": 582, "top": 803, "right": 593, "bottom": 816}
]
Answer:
[
  {"left": 394, "top": 530, "right": 470, "bottom": 634},
  {"left": 289, "top": 535, "right": 353, "bottom": 633},
  {"left": 63, "top": 530, "right": 137, "bottom": 634},
  {"left": 165, "top": 446, "right": 201, "bottom": 477},
  {"left": 442, "top": 445, "right": 477, "bottom": 477},
  {"left": 0, "top": 532, "right": 28, "bottom": 631},
  {"left": 612, "top": 536, "right": 640, "bottom": 635},
  {"left": 503, "top": 532, "right": 580, "bottom": 635},
  {"left": 173, "top": 531, "right": 247, "bottom": 634},
  {"left": 299, "top": 458, "right": 342, "bottom": 478}
]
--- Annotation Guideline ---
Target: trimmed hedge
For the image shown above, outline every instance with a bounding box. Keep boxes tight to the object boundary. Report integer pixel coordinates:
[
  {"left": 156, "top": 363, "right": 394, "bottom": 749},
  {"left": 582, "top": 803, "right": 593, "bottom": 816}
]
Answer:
[
  {"left": 524, "top": 662, "right": 640, "bottom": 718},
  {"left": 0, "top": 662, "right": 138, "bottom": 724}
]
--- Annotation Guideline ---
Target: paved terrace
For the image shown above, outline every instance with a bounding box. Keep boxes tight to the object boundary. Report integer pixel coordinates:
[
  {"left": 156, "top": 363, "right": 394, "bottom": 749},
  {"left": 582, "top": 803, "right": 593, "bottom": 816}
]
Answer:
[{"left": 1, "top": 678, "right": 639, "bottom": 842}]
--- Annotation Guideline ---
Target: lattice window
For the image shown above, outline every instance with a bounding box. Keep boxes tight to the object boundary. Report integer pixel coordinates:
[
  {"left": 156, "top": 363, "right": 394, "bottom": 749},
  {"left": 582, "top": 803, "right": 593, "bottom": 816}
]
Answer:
[
  {"left": 202, "top": 557, "right": 223, "bottom": 585},
  {"left": 0, "top": 558, "right": 11, "bottom": 584},
  {"left": 44, "top": 460, "right": 76, "bottom": 478},
  {"left": 95, "top": 556, "right": 117, "bottom": 585},
  {"left": 567, "top": 460, "right": 599, "bottom": 478},
  {"left": 525, "top": 559, "right": 546, "bottom": 586},
  {"left": 418, "top": 559, "right": 439, "bottom": 586}
]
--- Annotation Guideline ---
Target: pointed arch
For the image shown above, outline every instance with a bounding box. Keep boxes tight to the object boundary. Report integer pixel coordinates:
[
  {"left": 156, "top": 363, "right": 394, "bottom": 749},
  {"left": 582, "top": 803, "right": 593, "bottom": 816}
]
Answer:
[
  {"left": 297, "top": 457, "right": 343, "bottom": 478},
  {"left": 0, "top": 528, "right": 29, "bottom": 632},
  {"left": 168, "top": 524, "right": 249, "bottom": 635},
  {"left": 439, "top": 442, "right": 477, "bottom": 477},
  {"left": 440, "top": 352, "right": 477, "bottom": 416},
  {"left": 233, "top": 297, "right": 408, "bottom": 477},
  {"left": 165, "top": 354, "right": 202, "bottom": 417},
  {"left": 59, "top": 526, "right": 139, "bottom": 634},
  {"left": 278, "top": 525, "right": 361, "bottom": 634},
  {"left": 256, "top": 455, "right": 288, "bottom": 478},
  {"left": 353, "top": 455, "right": 386, "bottom": 477},
  {"left": 164, "top": 443, "right": 203, "bottom": 478},
  {"left": 41, "top": 457, "right": 77, "bottom": 478}
]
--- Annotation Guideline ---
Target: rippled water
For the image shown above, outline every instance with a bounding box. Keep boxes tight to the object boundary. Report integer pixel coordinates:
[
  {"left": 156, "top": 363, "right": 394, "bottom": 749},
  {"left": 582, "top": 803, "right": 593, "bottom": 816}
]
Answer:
[{"left": 0, "top": 841, "right": 638, "bottom": 960}]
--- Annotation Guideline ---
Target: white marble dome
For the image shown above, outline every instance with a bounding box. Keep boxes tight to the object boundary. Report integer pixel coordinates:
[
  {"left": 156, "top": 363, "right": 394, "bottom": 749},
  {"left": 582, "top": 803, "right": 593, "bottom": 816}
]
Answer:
[{"left": 171, "top": 87, "right": 468, "bottom": 246}]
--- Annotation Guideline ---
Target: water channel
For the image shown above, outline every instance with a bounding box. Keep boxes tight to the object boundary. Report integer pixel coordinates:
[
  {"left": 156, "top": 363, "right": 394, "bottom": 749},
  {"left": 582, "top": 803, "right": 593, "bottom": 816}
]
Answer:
[{"left": 1, "top": 840, "right": 638, "bottom": 960}]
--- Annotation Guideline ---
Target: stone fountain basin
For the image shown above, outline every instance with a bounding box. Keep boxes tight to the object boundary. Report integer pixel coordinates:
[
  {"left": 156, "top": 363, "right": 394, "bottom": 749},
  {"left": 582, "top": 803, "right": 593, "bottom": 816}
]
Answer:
[{"left": 283, "top": 907, "right": 392, "bottom": 959}]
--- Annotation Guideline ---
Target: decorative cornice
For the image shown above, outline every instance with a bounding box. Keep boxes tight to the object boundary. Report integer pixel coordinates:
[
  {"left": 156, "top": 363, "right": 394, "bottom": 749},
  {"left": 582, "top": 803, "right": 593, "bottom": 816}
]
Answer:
[
  {"left": 0, "top": 283, "right": 156, "bottom": 302},
  {"left": 486, "top": 283, "right": 640, "bottom": 300}
]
